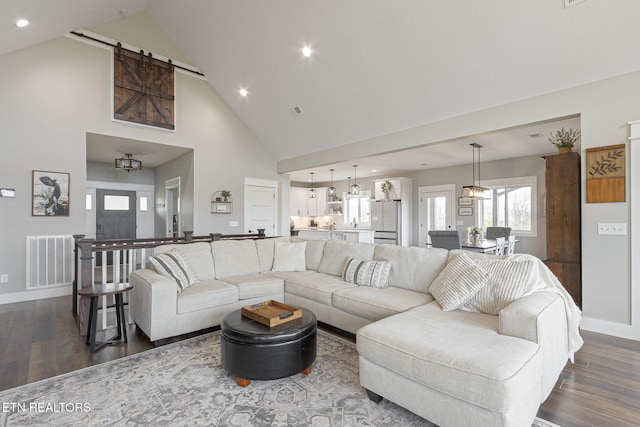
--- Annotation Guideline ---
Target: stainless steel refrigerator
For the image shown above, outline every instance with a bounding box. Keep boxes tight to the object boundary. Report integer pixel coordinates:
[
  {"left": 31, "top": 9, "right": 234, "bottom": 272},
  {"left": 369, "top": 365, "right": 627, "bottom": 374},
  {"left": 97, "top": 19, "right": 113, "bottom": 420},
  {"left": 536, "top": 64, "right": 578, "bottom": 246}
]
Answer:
[{"left": 371, "top": 200, "right": 401, "bottom": 245}]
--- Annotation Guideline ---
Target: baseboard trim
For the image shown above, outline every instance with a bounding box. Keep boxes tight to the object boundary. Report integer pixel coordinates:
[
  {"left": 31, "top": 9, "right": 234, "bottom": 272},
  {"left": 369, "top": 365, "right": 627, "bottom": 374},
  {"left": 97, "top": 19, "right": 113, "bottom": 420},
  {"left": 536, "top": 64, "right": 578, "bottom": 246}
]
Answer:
[
  {"left": 581, "top": 316, "right": 639, "bottom": 341},
  {"left": 0, "top": 285, "right": 72, "bottom": 305}
]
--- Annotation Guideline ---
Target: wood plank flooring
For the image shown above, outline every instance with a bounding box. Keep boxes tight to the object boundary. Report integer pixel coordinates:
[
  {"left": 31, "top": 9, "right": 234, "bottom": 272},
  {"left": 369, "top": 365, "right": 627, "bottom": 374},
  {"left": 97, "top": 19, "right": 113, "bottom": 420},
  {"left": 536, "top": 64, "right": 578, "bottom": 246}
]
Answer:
[{"left": 1, "top": 296, "right": 639, "bottom": 426}]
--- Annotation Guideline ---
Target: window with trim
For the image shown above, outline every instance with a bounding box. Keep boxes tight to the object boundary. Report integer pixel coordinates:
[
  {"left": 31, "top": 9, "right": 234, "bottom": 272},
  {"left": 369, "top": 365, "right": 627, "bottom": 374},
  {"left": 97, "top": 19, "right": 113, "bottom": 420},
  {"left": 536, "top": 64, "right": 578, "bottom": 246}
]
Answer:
[
  {"left": 343, "top": 190, "right": 371, "bottom": 227},
  {"left": 477, "top": 176, "right": 538, "bottom": 237}
]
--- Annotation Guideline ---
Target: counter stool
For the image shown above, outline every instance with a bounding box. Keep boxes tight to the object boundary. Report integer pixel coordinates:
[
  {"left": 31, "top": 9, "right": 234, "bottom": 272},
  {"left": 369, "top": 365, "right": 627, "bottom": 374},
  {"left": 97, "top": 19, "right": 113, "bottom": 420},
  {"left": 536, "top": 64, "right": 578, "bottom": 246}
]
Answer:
[{"left": 78, "top": 283, "right": 133, "bottom": 353}]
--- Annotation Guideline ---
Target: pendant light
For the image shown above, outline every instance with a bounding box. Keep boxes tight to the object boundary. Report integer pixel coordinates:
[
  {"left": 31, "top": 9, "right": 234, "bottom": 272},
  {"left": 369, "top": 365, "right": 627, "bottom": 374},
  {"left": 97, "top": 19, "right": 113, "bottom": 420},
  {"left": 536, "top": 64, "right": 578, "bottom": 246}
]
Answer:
[
  {"left": 308, "top": 172, "right": 316, "bottom": 198},
  {"left": 350, "top": 165, "right": 360, "bottom": 196},
  {"left": 115, "top": 154, "right": 142, "bottom": 172},
  {"left": 328, "top": 169, "right": 337, "bottom": 200},
  {"left": 461, "top": 143, "right": 490, "bottom": 199},
  {"left": 346, "top": 176, "right": 352, "bottom": 200}
]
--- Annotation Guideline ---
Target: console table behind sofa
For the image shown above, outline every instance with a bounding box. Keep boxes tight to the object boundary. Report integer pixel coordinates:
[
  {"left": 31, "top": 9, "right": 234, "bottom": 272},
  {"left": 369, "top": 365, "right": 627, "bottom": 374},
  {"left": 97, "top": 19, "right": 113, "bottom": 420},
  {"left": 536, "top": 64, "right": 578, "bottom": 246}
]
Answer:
[{"left": 72, "top": 230, "right": 268, "bottom": 335}]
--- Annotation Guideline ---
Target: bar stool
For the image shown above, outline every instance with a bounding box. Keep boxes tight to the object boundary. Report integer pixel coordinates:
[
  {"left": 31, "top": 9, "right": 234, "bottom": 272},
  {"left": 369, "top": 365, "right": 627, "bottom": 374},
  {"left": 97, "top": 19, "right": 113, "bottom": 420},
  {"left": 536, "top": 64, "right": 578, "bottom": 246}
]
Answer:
[{"left": 78, "top": 283, "right": 133, "bottom": 353}]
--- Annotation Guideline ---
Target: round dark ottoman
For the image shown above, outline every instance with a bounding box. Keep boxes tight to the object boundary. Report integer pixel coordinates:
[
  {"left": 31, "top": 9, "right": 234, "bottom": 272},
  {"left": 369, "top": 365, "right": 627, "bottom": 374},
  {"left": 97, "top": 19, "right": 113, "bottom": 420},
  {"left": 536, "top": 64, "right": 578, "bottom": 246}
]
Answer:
[{"left": 221, "top": 307, "right": 317, "bottom": 387}]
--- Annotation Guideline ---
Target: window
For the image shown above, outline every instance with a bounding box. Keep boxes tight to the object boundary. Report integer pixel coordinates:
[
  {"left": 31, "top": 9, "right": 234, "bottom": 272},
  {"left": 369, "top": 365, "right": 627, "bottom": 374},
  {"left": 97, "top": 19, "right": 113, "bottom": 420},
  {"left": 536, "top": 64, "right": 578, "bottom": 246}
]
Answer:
[
  {"left": 139, "top": 196, "right": 148, "bottom": 211},
  {"left": 86, "top": 194, "right": 92, "bottom": 210},
  {"left": 103, "top": 195, "right": 130, "bottom": 211},
  {"left": 477, "top": 176, "right": 537, "bottom": 237},
  {"left": 344, "top": 191, "right": 371, "bottom": 227}
]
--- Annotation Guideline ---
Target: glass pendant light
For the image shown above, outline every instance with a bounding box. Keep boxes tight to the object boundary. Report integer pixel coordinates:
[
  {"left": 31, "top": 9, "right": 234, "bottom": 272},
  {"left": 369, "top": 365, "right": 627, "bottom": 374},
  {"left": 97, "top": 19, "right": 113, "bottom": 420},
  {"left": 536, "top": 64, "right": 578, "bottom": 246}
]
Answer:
[
  {"left": 461, "top": 143, "right": 490, "bottom": 199},
  {"left": 328, "top": 169, "right": 337, "bottom": 200},
  {"left": 346, "top": 176, "right": 352, "bottom": 199},
  {"left": 308, "top": 172, "right": 316, "bottom": 198},
  {"left": 350, "top": 165, "right": 360, "bottom": 195}
]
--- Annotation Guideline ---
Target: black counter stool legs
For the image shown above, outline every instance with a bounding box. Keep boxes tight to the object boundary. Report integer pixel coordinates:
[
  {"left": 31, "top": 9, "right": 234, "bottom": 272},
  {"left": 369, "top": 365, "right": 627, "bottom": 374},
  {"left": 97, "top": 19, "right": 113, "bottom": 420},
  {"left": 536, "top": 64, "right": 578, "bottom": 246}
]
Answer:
[{"left": 78, "top": 283, "right": 133, "bottom": 353}]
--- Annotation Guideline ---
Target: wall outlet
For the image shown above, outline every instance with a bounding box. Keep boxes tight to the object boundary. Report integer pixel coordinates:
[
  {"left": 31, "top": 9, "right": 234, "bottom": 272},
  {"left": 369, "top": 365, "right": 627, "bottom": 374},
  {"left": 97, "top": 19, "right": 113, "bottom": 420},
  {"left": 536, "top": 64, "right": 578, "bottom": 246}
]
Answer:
[
  {"left": 0, "top": 274, "right": 8, "bottom": 283},
  {"left": 597, "top": 223, "right": 627, "bottom": 235},
  {"left": 229, "top": 221, "right": 239, "bottom": 227}
]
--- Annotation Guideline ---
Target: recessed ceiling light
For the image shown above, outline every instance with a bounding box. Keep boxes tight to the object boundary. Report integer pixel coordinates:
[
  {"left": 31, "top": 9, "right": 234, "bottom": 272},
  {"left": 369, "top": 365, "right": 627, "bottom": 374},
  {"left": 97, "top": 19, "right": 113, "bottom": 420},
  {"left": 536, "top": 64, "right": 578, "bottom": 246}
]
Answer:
[
  {"left": 16, "top": 19, "right": 29, "bottom": 28},
  {"left": 302, "top": 46, "right": 312, "bottom": 57},
  {"left": 239, "top": 88, "right": 248, "bottom": 97},
  {"left": 372, "top": 170, "right": 377, "bottom": 172}
]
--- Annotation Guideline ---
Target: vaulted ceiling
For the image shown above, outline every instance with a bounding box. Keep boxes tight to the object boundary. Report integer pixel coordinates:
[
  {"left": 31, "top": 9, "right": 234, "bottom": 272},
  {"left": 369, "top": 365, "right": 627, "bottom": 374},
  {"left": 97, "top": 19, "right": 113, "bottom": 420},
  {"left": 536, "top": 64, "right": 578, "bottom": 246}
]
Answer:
[{"left": 3, "top": 1, "right": 640, "bottom": 177}]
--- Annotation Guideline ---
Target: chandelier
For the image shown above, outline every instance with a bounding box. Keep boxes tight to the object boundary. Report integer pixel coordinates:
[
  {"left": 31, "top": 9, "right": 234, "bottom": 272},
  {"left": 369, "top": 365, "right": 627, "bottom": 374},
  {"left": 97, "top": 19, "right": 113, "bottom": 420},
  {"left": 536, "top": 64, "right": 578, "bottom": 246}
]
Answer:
[
  {"left": 460, "top": 143, "right": 490, "bottom": 199},
  {"left": 115, "top": 154, "right": 142, "bottom": 172}
]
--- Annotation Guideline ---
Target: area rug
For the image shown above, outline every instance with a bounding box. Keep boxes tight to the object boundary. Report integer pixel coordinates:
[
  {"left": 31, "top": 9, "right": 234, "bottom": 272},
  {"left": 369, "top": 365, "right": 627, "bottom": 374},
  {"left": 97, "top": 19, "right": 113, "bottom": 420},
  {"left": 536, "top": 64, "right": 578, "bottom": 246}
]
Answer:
[{"left": 0, "top": 330, "right": 559, "bottom": 426}]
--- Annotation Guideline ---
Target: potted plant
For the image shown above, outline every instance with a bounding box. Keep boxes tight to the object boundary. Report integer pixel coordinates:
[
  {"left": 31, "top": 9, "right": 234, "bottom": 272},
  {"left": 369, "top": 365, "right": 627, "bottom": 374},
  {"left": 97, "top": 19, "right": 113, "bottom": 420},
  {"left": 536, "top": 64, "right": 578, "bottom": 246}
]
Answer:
[
  {"left": 221, "top": 190, "right": 232, "bottom": 202},
  {"left": 380, "top": 180, "right": 393, "bottom": 200},
  {"left": 549, "top": 127, "right": 580, "bottom": 154}
]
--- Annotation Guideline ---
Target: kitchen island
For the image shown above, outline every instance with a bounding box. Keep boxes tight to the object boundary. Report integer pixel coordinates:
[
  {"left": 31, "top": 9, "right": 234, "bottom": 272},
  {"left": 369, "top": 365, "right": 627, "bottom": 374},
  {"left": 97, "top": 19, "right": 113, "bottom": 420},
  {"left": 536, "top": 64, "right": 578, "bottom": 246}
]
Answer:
[{"left": 296, "top": 228, "right": 374, "bottom": 243}]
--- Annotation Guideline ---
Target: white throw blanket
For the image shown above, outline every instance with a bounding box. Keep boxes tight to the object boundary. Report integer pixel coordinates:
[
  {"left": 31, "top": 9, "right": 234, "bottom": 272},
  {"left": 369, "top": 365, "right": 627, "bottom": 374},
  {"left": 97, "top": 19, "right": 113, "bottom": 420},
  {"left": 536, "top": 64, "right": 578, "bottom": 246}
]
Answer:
[
  {"left": 452, "top": 250, "right": 584, "bottom": 361},
  {"left": 509, "top": 253, "right": 584, "bottom": 362}
]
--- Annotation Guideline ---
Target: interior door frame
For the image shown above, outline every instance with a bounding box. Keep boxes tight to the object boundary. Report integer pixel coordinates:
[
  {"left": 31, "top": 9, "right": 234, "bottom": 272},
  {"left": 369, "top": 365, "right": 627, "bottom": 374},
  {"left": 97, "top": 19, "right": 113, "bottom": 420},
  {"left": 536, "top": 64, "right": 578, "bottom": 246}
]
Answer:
[
  {"left": 165, "top": 177, "right": 181, "bottom": 237},
  {"left": 418, "top": 184, "right": 456, "bottom": 247},
  {"left": 244, "top": 177, "right": 279, "bottom": 236}
]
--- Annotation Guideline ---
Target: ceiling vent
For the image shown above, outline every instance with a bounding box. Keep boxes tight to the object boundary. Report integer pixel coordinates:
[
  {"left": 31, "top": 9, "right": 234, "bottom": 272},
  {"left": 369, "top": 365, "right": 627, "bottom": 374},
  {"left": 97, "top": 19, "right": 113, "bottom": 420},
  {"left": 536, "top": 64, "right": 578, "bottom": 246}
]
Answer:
[
  {"left": 565, "top": 0, "right": 586, "bottom": 8},
  {"left": 290, "top": 105, "right": 304, "bottom": 116},
  {"left": 528, "top": 133, "right": 543, "bottom": 139}
]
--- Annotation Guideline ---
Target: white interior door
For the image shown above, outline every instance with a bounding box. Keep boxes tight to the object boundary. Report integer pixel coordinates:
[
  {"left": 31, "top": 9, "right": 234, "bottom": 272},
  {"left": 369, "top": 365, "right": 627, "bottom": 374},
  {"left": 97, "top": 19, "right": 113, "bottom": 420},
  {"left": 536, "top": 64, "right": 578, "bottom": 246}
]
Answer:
[
  {"left": 418, "top": 184, "right": 456, "bottom": 247},
  {"left": 245, "top": 185, "right": 276, "bottom": 236}
]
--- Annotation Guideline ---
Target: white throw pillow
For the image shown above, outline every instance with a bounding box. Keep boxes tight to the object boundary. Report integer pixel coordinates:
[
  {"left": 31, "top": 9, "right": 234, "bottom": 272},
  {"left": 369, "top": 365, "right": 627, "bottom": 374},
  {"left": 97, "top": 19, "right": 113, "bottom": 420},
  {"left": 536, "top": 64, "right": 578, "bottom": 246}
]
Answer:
[
  {"left": 149, "top": 249, "right": 198, "bottom": 292},
  {"left": 272, "top": 241, "right": 307, "bottom": 272},
  {"left": 429, "top": 251, "right": 489, "bottom": 311},
  {"left": 342, "top": 257, "right": 392, "bottom": 289},
  {"left": 463, "top": 258, "right": 534, "bottom": 315}
]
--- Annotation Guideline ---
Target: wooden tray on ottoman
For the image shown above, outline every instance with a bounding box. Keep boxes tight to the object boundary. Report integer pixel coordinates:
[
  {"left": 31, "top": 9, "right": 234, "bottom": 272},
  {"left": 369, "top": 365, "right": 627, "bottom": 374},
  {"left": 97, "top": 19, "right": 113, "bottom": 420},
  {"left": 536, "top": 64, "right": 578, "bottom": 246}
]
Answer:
[{"left": 241, "top": 300, "right": 302, "bottom": 327}]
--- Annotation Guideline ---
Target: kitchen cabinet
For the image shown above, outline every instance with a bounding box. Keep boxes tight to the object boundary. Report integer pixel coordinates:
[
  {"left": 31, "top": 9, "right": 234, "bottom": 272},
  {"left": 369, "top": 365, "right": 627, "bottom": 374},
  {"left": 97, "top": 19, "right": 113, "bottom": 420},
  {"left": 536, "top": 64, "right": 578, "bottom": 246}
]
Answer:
[{"left": 290, "top": 187, "right": 327, "bottom": 216}]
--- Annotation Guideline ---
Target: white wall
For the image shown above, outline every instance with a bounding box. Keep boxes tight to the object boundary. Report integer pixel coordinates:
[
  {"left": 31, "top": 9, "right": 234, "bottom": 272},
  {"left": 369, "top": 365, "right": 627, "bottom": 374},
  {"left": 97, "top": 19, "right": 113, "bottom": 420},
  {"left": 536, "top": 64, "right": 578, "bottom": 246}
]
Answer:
[
  {"left": 280, "top": 70, "right": 640, "bottom": 340},
  {"left": 0, "top": 17, "right": 277, "bottom": 300}
]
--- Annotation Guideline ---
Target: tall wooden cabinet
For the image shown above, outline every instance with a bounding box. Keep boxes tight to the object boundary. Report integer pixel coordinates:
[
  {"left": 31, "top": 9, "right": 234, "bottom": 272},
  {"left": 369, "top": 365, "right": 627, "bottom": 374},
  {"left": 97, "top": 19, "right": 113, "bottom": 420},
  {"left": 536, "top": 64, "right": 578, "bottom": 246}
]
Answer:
[{"left": 545, "top": 152, "right": 582, "bottom": 307}]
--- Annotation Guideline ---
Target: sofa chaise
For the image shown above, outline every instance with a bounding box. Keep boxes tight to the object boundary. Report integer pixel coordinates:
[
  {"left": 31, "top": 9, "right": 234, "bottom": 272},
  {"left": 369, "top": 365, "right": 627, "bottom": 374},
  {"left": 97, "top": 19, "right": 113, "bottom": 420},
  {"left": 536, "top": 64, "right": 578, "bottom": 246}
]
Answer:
[{"left": 129, "top": 236, "right": 582, "bottom": 427}]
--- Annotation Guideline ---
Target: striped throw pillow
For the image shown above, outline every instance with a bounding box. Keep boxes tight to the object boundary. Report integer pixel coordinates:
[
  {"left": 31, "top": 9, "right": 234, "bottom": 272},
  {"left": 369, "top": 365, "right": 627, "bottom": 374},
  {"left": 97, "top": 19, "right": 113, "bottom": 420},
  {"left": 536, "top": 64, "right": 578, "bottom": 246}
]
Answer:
[
  {"left": 149, "top": 250, "right": 198, "bottom": 292},
  {"left": 463, "top": 259, "right": 534, "bottom": 315},
  {"left": 342, "top": 257, "right": 392, "bottom": 289},
  {"left": 429, "top": 251, "right": 489, "bottom": 311}
]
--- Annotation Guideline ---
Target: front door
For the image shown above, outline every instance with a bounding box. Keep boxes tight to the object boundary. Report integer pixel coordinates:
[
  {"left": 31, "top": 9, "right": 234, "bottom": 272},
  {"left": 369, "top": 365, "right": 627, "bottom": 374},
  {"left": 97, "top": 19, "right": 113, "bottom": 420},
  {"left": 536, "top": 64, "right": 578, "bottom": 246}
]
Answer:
[{"left": 96, "top": 189, "right": 136, "bottom": 264}]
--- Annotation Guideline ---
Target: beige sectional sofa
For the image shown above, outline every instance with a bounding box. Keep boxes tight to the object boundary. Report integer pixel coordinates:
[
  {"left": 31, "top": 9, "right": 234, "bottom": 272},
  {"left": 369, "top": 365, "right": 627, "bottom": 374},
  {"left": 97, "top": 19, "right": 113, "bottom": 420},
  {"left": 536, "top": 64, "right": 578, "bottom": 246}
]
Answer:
[{"left": 129, "top": 236, "right": 581, "bottom": 427}]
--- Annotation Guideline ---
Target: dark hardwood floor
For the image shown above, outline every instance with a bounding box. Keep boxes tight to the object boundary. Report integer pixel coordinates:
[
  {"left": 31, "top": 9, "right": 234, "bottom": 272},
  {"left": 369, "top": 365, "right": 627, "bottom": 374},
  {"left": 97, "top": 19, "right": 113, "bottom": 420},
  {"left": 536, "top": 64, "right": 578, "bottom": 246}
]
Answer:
[{"left": 1, "top": 296, "right": 639, "bottom": 426}]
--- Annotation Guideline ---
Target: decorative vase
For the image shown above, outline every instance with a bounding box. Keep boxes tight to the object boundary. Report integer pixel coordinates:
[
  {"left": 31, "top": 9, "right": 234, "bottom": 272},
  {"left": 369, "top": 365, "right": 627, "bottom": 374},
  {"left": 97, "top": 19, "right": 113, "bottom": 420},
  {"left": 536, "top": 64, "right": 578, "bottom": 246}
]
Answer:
[{"left": 558, "top": 146, "right": 572, "bottom": 154}]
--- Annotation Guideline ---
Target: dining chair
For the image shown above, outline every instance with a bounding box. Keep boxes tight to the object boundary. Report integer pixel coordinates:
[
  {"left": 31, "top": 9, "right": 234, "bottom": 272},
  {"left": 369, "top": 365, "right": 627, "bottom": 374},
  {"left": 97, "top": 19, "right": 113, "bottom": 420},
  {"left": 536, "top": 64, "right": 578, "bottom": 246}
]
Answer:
[
  {"left": 485, "top": 226, "right": 511, "bottom": 240},
  {"left": 506, "top": 235, "right": 516, "bottom": 255},
  {"left": 428, "top": 230, "right": 462, "bottom": 250},
  {"left": 494, "top": 236, "right": 506, "bottom": 255}
]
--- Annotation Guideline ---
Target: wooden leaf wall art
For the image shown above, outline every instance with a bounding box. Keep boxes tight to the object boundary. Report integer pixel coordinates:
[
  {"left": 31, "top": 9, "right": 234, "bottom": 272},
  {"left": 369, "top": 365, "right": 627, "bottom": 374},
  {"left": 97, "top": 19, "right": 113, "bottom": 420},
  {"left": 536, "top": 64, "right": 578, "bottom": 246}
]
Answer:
[
  {"left": 586, "top": 144, "right": 626, "bottom": 203},
  {"left": 113, "top": 46, "right": 175, "bottom": 130}
]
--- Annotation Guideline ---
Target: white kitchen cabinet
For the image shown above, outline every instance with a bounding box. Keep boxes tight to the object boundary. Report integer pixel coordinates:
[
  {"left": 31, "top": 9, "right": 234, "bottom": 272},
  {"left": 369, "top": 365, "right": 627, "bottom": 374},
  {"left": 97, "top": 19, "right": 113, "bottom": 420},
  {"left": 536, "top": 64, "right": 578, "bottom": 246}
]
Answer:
[{"left": 290, "top": 187, "right": 327, "bottom": 216}]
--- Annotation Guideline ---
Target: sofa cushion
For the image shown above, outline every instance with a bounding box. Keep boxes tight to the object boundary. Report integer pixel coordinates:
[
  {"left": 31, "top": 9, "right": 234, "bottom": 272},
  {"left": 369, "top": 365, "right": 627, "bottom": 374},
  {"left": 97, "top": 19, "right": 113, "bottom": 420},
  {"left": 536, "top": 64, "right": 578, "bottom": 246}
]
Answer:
[
  {"left": 357, "top": 302, "right": 542, "bottom": 412},
  {"left": 153, "top": 242, "right": 215, "bottom": 281},
  {"left": 373, "top": 245, "right": 449, "bottom": 293},
  {"left": 272, "top": 241, "right": 307, "bottom": 272},
  {"left": 342, "top": 257, "right": 391, "bottom": 289},
  {"left": 176, "top": 280, "right": 238, "bottom": 314},
  {"left": 291, "top": 237, "right": 327, "bottom": 270},
  {"left": 317, "top": 240, "right": 376, "bottom": 276},
  {"left": 429, "top": 251, "right": 489, "bottom": 311},
  {"left": 285, "top": 272, "right": 356, "bottom": 305},
  {"left": 463, "top": 259, "right": 534, "bottom": 315},
  {"left": 255, "top": 237, "right": 291, "bottom": 272},
  {"left": 262, "top": 270, "right": 315, "bottom": 281},
  {"left": 220, "top": 273, "right": 284, "bottom": 300},
  {"left": 211, "top": 240, "right": 259, "bottom": 278},
  {"left": 332, "top": 286, "right": 433, "bottom": 322},
  {"left": 149, "top": 250, "right": 198, "bottom": 292}
]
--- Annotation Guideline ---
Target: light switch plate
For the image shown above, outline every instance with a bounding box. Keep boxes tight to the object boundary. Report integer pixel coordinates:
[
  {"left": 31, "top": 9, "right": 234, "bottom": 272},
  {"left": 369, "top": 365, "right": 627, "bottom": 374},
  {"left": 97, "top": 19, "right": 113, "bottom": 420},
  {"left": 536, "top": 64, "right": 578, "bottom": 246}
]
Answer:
[
  {"left": 0, "top": 274, "right": 8, "bottom": 283},
  {"left": 597, "top": 223, "right": 627, "bottom": 235},
  {"left": 229, "top": 221, "right": 239, "bottom": 227}
]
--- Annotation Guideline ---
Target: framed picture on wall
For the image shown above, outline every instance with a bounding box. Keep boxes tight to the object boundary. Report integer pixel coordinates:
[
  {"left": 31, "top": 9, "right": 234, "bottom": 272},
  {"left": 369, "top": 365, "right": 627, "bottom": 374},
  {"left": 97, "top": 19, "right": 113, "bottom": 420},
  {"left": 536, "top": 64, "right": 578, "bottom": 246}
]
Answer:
[
  {"left": 32, "top": 170, "right": 70, "bottom": 216},
  {"left": 458, "top": 207, "right": 473, "bottom": 216},
  {"left": 458, "top": 197, "right": 473, "bottom": 206}
]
